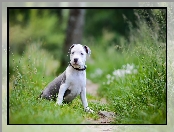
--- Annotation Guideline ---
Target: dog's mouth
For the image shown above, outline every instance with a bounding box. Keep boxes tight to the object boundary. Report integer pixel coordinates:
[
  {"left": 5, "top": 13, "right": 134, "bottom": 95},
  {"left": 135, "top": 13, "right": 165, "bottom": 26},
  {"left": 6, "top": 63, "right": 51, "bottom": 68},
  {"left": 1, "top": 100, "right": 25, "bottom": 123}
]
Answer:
[
  {"left": 70, "top": 62, "right": 86, "bottom": 71},
  {"left": 74, "top": 62, "right": 78, "bottom": 65},
  {"left": 72, "top": 60, "right": 81, "bottom": 65},
  {"left": 70, "top": 60, "right": 79, "bottom": 65},
  {"left": 71, "top": 62, "right": 80, "bottom": 67}
]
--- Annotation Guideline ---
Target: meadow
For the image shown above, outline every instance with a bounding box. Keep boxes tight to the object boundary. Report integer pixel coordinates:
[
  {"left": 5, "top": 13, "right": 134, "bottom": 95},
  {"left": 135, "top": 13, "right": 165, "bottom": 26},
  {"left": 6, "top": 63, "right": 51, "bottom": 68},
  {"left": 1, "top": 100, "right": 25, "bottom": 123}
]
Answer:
[{"left": 9, "top": 11, "right": 166, "bottom": 124}]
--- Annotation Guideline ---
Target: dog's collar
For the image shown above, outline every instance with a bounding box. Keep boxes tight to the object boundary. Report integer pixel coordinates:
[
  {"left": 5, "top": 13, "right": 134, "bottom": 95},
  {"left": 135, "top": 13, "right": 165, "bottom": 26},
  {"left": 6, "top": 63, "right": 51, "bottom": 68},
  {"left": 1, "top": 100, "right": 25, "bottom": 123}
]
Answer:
[{"left": 69, "top": 63, "right": 86, "bottom": 71}]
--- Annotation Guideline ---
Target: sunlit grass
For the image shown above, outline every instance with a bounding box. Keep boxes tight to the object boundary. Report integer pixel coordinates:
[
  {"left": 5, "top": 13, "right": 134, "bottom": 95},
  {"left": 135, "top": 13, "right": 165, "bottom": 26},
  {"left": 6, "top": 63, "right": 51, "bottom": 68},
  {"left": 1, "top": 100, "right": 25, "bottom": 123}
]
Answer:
[{"left": 97, "top": 21, "right": 166, "bottom": 124}]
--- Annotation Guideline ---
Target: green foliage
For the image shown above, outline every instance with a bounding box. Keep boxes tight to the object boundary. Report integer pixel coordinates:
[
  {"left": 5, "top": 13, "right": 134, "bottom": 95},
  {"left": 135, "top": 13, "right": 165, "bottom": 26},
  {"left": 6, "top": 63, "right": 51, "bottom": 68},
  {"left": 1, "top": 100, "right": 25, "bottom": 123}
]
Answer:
[
  {"left": 9, "top": 43, "right": 111, "bottom": 124},
  {"left": 85, "top": 9, "right": 138, "bottom": 39},
  {"left": 9, "top": 9, "right": 66, "bottom": 57},
  {"left": 135, "top": 9, "right": 166, "bottom": 42},
  {"left": 97, "top": 21, "right": 166, "bottom": 124}
]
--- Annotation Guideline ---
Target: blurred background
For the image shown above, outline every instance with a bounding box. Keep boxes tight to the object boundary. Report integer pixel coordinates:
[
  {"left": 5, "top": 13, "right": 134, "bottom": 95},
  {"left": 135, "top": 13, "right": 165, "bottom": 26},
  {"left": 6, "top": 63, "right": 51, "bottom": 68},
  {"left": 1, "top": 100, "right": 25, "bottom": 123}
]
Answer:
[{"left": 9, "top": 8, "right": 166, "bottom": 75}]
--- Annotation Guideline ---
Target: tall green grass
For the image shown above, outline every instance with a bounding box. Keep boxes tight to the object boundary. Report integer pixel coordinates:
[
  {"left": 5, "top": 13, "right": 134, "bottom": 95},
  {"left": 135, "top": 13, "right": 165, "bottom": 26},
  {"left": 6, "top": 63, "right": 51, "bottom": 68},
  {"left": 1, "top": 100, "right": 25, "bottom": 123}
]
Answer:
[
  {"left": 97, "top": 21, "right": 166, "bottom": 124},
  {"left": 9, "top": 43, "right": 111, "bottom": 124}
]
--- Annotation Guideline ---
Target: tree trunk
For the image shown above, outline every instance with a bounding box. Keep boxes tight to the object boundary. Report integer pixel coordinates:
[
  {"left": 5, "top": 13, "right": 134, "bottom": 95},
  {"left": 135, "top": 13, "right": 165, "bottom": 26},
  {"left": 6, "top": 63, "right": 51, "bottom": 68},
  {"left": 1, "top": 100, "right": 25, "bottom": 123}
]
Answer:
[{"left": 58, "top": 9, "right": 85, "bottom": 73}]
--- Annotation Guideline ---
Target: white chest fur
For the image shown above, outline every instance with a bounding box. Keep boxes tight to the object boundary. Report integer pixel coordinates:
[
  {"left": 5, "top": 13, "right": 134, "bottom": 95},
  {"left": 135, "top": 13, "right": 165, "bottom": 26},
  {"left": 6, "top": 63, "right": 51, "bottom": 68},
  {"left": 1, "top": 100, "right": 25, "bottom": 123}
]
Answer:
[
  {"left": 61, "top": 66, "right": 86, "bottom": 101},
  {"left": 65, "top": 66, "right": 86, "bottom": 95}
]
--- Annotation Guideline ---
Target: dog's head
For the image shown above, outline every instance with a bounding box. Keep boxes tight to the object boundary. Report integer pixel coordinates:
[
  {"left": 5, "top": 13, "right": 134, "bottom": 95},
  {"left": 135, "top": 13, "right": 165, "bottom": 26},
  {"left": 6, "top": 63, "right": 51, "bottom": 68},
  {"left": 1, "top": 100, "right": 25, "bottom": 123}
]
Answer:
[{"left": 69, "top": 44, "right": 91, "bottom": 69}]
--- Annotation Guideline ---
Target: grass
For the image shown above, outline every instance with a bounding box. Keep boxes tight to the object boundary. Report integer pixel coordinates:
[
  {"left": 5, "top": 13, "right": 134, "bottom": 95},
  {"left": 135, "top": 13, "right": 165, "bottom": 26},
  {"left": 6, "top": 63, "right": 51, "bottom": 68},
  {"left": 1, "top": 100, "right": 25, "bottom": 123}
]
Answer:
[
  {"left": 9, "top": 19, "right": 166, "bottom": 124},
  {"left": 96, "top": 21, "right": 166, "bottom": 124},
  {"left": 9, "top": 43, "right": 111, "bottom": 124}
]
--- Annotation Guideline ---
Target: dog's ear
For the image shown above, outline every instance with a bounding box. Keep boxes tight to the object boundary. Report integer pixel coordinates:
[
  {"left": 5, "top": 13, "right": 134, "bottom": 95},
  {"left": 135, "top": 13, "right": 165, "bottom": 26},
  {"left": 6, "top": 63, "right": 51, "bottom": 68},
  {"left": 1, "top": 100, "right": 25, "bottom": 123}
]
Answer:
[
  {"left": 70, "top": 44, "right": 75, "bottom": 50},
  {"left": 84, "top": 45, "right": 91, "bottom": 56}
]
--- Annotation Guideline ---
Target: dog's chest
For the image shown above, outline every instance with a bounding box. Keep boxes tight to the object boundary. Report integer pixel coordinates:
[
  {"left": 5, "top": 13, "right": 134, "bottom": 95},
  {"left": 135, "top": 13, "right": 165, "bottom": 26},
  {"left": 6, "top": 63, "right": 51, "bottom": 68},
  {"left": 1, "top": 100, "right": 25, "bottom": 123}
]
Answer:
[{"left": 65, "top": 67, "right": 86, "bottom": 94}]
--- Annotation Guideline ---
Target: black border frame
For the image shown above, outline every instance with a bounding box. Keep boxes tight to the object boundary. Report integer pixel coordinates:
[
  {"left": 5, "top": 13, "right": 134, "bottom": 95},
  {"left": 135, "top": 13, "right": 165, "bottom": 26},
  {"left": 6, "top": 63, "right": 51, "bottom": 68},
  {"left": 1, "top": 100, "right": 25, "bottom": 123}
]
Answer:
[{"left": 7, "top": 6, "right": 167, "bottom": 125}]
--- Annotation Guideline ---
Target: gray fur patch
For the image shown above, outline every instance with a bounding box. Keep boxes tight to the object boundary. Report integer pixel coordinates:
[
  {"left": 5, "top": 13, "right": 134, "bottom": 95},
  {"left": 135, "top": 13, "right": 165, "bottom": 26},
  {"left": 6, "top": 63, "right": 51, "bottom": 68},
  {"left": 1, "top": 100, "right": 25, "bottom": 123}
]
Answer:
[{"left": 39, "top": 71, "right": 71, "bottom": 101}]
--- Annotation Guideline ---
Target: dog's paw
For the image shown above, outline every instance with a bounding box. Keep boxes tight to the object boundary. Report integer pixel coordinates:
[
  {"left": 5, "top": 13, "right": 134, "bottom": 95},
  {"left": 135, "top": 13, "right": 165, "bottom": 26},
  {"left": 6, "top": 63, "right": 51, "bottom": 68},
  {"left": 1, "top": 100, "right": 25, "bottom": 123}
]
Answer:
[
  {"left": 84, "top": 106, "right": 94, "bottom": 113},
  {"left": 56, "top": 101, "right": 62, "bottom": 106}
]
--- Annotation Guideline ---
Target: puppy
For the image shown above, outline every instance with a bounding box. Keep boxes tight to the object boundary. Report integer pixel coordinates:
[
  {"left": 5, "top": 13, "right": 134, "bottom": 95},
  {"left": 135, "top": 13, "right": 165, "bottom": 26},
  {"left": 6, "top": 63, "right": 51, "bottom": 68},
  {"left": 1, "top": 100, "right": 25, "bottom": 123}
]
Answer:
[{"left": 39, "top": 44, "right": 93, "bottom": 113}]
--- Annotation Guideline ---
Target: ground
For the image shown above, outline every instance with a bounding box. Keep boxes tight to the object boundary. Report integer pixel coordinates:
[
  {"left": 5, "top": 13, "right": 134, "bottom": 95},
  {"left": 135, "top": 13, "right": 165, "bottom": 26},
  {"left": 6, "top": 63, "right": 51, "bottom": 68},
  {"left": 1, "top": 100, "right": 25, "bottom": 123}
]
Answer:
[{"left": 85, "top": 80, "right": 117, "bottom": 131}]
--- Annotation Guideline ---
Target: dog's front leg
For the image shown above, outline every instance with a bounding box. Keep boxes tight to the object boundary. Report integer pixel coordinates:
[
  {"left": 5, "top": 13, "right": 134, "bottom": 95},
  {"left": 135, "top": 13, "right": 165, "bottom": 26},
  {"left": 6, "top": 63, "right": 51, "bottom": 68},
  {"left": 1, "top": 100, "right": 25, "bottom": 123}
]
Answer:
[
  {"left": 80, "top": 88, "right": 94, "bottom": 113},
  {"left": 56, "top": 84, "right": 68, "bottom": 105}
]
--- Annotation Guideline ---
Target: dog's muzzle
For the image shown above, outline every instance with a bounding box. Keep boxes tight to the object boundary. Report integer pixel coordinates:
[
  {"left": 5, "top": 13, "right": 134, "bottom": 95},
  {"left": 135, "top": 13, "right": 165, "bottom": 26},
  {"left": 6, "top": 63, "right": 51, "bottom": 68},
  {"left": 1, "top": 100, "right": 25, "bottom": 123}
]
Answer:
[{"left": 69, "top": 63, "right": 86, "bottom": 71}]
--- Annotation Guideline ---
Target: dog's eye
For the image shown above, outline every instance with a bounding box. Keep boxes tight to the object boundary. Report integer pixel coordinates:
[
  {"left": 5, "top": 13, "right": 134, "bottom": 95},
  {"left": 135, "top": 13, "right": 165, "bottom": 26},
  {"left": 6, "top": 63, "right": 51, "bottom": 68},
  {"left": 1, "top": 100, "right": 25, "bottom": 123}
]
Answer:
[
  {"left": 71, "top": 52, "right": 74, "bottom": 54},
  {"left": 81, "top": 53, "right": 84, "bottom": 55}
]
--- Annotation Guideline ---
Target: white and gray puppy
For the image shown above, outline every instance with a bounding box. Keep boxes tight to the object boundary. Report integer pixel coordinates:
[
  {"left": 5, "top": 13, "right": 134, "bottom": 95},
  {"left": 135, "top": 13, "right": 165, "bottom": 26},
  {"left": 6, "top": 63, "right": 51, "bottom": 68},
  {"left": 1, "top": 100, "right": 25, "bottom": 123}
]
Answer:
[{"left": 39, "top": 44, "right": 93, "bottom": 113}]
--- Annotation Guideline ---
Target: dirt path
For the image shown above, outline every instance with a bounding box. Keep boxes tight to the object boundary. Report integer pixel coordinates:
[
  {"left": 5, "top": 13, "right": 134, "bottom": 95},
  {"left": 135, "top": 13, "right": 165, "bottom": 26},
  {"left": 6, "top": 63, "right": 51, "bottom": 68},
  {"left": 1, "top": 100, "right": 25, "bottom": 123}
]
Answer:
[
  {"left": 86, "top": 80, "right": 107, "bottom": 103},
  {"left": 84, "top": 80, "right": 117, "bottom": 131},
  {"left": 86, "top": 80, "right": 115, "bottom": 124}
]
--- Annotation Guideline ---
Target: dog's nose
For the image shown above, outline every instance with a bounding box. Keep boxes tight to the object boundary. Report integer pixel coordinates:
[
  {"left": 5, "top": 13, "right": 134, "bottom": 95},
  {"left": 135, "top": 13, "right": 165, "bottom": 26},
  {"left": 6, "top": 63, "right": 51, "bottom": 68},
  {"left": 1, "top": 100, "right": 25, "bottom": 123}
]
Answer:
[{"left": 74, "top": 58, "right": 78, "bottom": 63}]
